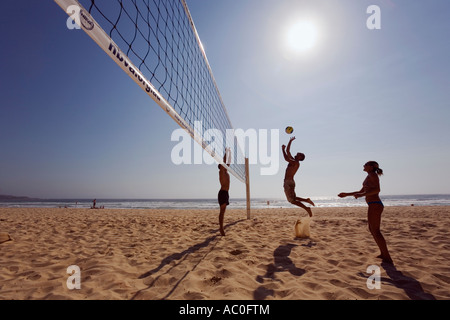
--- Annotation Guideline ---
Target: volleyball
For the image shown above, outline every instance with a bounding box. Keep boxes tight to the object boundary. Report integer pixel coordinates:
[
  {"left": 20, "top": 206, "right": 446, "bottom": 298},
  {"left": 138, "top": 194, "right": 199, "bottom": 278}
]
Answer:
[{"left": 285, "top": 126, "right": 294, "bottom": 134}]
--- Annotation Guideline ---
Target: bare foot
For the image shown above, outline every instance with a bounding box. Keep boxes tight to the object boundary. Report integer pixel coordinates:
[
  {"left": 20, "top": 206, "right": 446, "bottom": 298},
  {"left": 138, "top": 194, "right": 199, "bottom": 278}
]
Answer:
[
  {"left": 306, "top": 207, "right": 313, "bottom": 217},
  {"left": 220, "top": 228, "right": 225, "bottom": 236},
  {"left": 306, "top": 198, "right": 315, "bottom": 207},
  {"left": 377, "top": 254, "right": 393, "bottom": 264}
]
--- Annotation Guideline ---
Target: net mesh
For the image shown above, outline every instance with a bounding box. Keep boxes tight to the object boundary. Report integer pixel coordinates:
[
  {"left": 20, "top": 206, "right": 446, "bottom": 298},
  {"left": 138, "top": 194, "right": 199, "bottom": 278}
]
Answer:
[{"left": 77, "top": 0, "right": 246, "bottom": 181}]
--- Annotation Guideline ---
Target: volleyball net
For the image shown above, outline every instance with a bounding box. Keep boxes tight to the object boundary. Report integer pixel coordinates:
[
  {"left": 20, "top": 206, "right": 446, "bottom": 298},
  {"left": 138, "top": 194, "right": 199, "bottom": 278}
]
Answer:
[{"left": 54, "top": 0, "right": 247, "bottom": 185}]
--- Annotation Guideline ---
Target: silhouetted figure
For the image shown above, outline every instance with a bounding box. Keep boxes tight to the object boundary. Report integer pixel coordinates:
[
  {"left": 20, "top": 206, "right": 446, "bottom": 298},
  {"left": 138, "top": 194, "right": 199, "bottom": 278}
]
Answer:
[
  {"left": 339, "top": 161, "right": 393, "bottom": 264},
  {"left": 218, "top": 148, "right": 231, "bottom": 236},
  {"left": 282, "top": 137, "right": 314, "bottom": 217}
]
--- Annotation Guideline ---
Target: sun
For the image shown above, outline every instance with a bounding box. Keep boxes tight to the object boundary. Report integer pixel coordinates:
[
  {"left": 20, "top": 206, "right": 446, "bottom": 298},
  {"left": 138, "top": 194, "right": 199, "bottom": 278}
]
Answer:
[{"left": 285, "top": 20, "right": 319, "bottom": 54}]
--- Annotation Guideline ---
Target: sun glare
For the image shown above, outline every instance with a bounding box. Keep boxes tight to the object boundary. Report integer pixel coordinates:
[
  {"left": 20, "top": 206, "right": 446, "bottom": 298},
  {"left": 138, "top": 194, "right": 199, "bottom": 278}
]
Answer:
[{"left": 286, "top": 20, "right": 319, "bottom": 54}]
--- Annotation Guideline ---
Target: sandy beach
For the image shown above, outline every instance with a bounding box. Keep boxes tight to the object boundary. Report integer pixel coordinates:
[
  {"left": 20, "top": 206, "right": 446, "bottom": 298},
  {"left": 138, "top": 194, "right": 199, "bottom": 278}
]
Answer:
[{"left": 0, "top": 206, "right": 449, "bottom": 300}]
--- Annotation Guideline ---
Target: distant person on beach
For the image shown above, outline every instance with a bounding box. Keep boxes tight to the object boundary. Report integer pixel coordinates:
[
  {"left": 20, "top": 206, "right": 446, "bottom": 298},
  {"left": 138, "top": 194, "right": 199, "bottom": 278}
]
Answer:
[
  {"left": 92, "top": 199, "right": 96, "bottom": 209},
  {"left": 282, "top": 137, "right": 315, "bottom": 217},
  {"left": 218, "top": 148, "right": 231, "bottom": 236},
  {"left": 338, "top": 161, "right": 393, "bottom": 264}
]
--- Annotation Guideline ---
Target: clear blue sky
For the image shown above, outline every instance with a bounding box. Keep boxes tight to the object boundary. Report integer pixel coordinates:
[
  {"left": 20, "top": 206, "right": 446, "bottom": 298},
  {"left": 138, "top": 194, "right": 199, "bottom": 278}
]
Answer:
[{"left": 1, "top": 0, "right": 449, "bottom": 200}]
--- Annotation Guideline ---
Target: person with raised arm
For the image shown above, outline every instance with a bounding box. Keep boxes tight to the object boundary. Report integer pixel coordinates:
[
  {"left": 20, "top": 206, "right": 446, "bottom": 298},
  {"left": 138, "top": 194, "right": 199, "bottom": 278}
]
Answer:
[
  {"left": 282, "top": 137, "right": 315, "bottom": 217},
  {"left": 218, "top": 148, "right": 231, "bottom": 236}
]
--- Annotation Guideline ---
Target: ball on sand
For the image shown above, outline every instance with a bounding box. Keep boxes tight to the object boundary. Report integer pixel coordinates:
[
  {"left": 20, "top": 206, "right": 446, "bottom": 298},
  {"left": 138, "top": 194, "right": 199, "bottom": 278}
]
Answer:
[
  {"left": 285, "top": 126, "right": 294, "bottom": 134},
  {"left": 294, "top": 217, "right": 311, "bottom": 238}
]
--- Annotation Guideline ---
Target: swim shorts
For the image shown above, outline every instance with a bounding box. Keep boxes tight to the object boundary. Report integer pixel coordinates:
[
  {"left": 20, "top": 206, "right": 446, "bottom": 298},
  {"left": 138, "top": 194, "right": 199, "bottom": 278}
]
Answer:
[
  {"left": 218, "top": 189, "right": 230, "bottom": 206},
  {"left": 283, "top": 179, "right": 296, "bottom": 204}
]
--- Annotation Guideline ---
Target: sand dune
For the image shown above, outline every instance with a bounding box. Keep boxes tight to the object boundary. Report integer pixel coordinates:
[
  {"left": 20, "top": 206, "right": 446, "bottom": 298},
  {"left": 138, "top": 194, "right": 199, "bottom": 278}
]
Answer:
[{"left": 0, "top": 206, "right": 448, "bottom": 300}]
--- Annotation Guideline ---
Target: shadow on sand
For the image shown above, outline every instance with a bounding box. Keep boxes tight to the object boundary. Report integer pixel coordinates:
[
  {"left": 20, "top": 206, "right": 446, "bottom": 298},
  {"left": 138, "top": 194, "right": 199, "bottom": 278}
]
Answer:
[
  {"left": 254, "top": 243, "right": 306, "bottom": 299},
  {"left": 131, "top": 219, "right": 245, "bottom": 300},
  {"left": 380, "top": 262, "right": 436, "bottom": 300}
]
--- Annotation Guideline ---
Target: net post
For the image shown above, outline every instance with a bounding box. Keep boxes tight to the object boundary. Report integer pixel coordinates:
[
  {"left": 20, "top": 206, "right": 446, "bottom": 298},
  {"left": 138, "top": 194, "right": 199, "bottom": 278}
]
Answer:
[{"left": 245, "top": 158, "right": 251, "bottom": 219}]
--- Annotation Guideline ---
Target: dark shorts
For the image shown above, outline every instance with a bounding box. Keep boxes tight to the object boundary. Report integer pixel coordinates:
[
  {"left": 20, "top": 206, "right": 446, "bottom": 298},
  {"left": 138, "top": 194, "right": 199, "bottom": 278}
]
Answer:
[
  {"left": 218, "top": 190, "right": 229, "bottom": 206},
  {"left": 368, "top": 201, "right": 384, "bottom": 207}
]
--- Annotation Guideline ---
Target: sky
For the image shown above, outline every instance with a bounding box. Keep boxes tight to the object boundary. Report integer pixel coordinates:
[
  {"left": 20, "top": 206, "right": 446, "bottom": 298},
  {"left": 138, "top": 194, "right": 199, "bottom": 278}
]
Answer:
[{"left": 0, "top": 0, "right": 449, "bottom": 200}]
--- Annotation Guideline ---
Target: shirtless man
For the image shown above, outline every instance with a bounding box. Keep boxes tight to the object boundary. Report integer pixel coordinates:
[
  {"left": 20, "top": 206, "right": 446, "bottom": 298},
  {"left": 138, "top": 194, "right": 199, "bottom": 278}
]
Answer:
[
  {"left": 282, "top": 137, "right": 314, "bottom": 217},
  {"left": 218, "top": 148, "right": 231, "bottom": 236}
]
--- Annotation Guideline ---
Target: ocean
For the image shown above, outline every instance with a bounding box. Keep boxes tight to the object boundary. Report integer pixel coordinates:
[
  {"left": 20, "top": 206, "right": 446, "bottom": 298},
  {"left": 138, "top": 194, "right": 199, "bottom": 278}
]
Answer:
[{"left": 1, "top": 194, "right": 450, "bottom": 209}]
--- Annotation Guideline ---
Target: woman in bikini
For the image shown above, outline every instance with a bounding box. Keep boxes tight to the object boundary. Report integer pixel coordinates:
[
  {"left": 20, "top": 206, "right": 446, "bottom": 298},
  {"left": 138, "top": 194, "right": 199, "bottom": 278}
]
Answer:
[{"left": 338, "top": 161, "right": 393, "bottom": 264}]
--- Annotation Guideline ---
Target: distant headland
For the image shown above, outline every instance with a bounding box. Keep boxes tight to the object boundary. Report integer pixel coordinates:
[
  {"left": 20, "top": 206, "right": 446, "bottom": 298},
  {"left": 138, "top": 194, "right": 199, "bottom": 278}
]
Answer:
[{"left": 0, "top": 195, "right": 41, "bottom": 201}]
